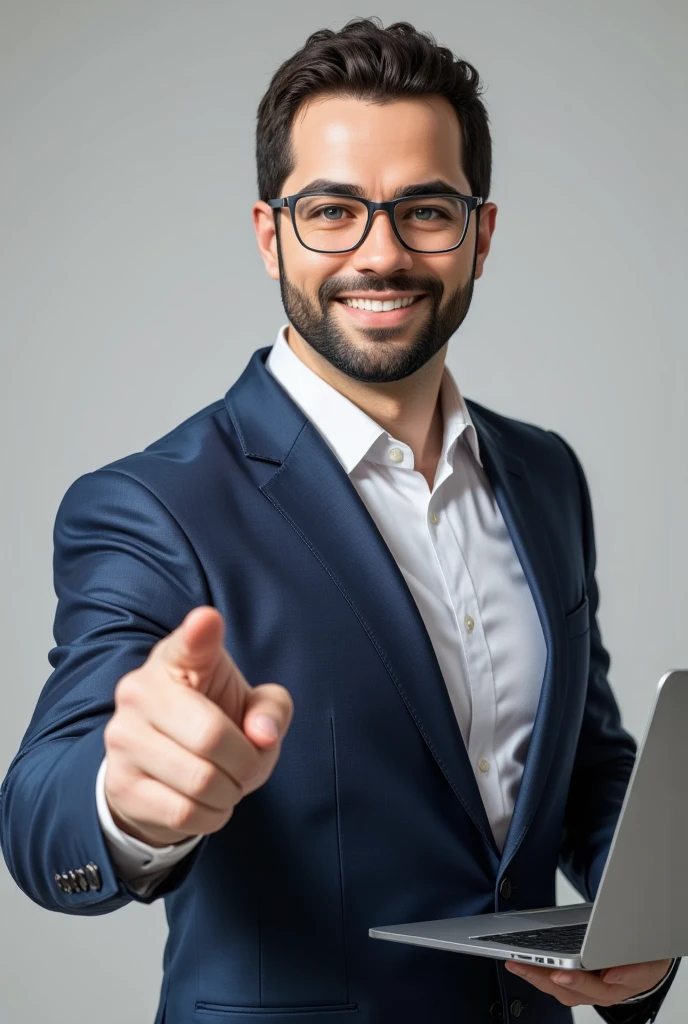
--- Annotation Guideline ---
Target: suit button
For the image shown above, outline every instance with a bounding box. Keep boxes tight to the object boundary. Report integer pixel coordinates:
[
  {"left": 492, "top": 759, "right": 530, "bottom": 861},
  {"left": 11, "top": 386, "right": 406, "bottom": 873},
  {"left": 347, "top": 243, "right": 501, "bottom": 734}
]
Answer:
[
  {"left": 60, "top": 872, "right": 75, "bottom": 893},
  {"left": 510, "top": 999, "right": 523, "bottom": 1017},
  {"left": 85, "top": 862, "right": 102, "bottom": 891},
  {"left": 54, "top": 872, "right": 67, "bottom": 892},
  {"left": 489, "top": 1001, "right": 504, "bottom": 1019},
  {"left": 499, "top": 877, "right": 513, "bottom": 900},
  {"left": 74, "top": 867, "right": 90, "bottom": 892}
]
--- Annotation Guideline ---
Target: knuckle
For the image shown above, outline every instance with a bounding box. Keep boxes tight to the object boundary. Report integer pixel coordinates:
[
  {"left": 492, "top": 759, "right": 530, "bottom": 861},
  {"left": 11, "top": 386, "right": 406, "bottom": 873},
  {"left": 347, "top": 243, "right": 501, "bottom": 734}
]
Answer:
[
  {"left": 115, "top": 671, "right": 142, "bottom": 706},
  {"left": 104, "top": 716, "right": 126, "bottom": 751},
  {"left": 104, "top": 765, "right": 127, "bottom": 801},
  {"left": 187, "top": 759, "right": 215, "bottom": 798},
  {"left": 166, "top": 796, "right": 196, "bottom": 834},
  {"left": 192, "top": 715, "right": 226, "bottom": 756}
]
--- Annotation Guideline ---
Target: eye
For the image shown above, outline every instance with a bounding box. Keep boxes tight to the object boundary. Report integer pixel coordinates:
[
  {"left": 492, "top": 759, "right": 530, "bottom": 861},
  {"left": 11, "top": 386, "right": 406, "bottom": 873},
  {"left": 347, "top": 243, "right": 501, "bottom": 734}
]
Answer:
[
  {"left": 408, "top": 207, "right": 447, "bottom": 222},
  {"left": 321, "top": 206, "right": 346, "bottom": 221},
  {"left": 305, "top": 204, "right": 357, "bottom": 221}
]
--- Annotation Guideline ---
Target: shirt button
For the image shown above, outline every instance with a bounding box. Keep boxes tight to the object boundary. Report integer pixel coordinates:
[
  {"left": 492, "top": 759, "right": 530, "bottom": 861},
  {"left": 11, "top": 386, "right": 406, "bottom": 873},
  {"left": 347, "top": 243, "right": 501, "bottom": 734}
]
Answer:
[
  {"left": 510, "top": 1000, "right": 523, "bottom": 1017},
  {"left": 478, "top": 758, "right": 490, "bottom": 773},
  {"left": 430, "top": 512, "right": 438, "bottom": 524},
  {"left": 389, "top": 447, "right": 404, "bottom": 463},
  {"left": 464, "top": 615, "right": 474, "bottom": 632}
]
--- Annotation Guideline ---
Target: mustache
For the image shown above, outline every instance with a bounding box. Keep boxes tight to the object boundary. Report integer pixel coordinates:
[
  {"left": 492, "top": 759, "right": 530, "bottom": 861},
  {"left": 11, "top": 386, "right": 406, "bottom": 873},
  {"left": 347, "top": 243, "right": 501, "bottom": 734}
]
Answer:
[{"left": 322, "top": 279, "right": 442, "bottom": 303}]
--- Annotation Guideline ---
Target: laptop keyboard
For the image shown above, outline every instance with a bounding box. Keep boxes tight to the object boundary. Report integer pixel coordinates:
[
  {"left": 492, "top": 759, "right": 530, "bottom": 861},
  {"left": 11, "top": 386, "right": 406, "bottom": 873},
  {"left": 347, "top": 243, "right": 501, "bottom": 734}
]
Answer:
[{"left": 473, "top": 923, "right": 587, "bottom": 953}]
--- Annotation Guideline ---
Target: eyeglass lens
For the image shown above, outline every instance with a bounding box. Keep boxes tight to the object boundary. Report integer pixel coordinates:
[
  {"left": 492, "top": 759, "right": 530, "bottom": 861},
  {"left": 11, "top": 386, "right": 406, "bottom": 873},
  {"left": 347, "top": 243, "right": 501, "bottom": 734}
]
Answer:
[{"left": 294, "top": 195, "right": 468, "bottom": 253}]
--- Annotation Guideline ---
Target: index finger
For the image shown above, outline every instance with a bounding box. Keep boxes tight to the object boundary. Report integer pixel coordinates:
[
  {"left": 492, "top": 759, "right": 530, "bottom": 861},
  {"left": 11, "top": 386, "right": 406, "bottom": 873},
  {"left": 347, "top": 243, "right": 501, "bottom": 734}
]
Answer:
[
  {"left": 140, "top": 674, "right": 268, "bottom": 788},
  {"left": 151, "top": 606, "right": 225, "bottom": 683}
]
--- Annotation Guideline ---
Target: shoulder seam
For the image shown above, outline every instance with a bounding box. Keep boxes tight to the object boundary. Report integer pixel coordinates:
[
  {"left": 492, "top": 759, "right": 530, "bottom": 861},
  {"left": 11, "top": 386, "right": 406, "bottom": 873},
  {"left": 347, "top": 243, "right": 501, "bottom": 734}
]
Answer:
[{"left": 87, "top": 468, "right": 213, "bottom": 606}]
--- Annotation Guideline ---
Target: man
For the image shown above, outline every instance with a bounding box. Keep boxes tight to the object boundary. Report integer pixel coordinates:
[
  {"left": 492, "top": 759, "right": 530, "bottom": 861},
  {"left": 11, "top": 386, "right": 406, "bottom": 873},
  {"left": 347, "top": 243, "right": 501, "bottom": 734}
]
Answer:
[{"left": 0, "top": 17, "right": 680, "bottom": 1024}]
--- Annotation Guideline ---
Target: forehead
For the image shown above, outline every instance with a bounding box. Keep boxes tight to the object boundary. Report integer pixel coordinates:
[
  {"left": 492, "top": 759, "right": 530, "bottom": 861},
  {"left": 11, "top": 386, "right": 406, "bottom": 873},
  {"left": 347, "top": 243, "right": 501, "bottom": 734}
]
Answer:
[{"left": 286, "top": 94, "right": 468, "bottom": 194}]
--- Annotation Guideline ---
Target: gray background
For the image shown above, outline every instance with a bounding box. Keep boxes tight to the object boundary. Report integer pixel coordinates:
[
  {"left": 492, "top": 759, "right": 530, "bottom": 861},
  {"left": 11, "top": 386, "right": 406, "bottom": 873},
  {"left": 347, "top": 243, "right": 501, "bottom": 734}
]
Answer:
[{"left": 1, "top": 1, "right": 686, "bottom": 1020}]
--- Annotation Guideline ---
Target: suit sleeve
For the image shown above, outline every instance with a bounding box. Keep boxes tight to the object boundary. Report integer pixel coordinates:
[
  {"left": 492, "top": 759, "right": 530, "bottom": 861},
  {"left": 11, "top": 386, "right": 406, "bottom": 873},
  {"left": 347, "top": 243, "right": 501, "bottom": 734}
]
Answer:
[
  {"left": 0, "top": 468, "right": 211, "bottom": 914},
  {"left": 549, "top": 432, "right": 681, "bottom": 1023}
]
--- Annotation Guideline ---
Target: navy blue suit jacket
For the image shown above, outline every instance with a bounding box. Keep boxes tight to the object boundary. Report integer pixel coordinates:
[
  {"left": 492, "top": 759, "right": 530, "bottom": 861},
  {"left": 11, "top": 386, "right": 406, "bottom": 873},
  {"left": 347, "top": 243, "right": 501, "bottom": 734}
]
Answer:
[{"left": 0, "top": 345, "right": 680, "bottom": 1023}]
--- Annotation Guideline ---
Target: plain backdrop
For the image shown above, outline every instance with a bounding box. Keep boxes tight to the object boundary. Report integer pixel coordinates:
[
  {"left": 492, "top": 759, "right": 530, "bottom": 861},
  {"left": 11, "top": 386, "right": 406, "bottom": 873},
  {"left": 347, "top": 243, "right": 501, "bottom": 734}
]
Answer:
[{"left": 1, "top": 1, "right": 686, "bottom": 1021}]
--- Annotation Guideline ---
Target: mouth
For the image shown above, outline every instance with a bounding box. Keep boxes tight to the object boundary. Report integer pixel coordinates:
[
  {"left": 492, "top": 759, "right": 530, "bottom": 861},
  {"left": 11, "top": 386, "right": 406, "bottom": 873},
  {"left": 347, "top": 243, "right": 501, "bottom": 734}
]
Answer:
[{"left": 333, "top": 293, "right": 428, "bottom": 327}]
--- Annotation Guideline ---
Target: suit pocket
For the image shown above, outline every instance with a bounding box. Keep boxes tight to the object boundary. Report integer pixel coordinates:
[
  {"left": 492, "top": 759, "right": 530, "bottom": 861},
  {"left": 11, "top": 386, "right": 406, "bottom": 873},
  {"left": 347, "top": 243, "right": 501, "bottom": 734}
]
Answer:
[
  {"left": 194, "top": 1003, "right": 359, "bottom": 1020},
  {"left": 564, "top": 594, "right": 590, "bottom": 639}
]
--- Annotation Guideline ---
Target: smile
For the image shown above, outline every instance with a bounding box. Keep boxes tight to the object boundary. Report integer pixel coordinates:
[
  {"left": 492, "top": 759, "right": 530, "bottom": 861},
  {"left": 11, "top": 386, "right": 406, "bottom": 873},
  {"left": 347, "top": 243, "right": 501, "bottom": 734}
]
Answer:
[
  {"left": 340, "top": 295, "right": 422, "bottom": 310},
  {"left": 334, "top": 294, "right": 427, "bottom": 325}
]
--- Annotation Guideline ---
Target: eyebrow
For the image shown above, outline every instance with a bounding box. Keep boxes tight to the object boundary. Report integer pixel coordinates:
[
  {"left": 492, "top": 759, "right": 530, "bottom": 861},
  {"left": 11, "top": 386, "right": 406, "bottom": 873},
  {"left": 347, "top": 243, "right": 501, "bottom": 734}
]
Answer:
[{"left": 295, "top": 177, "right": 468, "bottom": 200}]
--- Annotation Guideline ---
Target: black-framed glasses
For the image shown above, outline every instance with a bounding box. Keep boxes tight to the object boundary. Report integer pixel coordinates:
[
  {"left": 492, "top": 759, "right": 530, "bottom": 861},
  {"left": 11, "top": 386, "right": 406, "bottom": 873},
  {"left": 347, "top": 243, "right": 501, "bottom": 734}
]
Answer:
[{"left": 267, "top": 191, "right": 483, "bottom": 254}]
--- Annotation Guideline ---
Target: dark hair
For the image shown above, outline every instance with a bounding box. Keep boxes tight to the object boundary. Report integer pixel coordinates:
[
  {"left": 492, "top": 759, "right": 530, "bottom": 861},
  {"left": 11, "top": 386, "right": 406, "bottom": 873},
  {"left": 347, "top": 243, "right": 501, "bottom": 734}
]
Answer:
[{"left": 255, "top": 16, "right": 492, "bottom": 219}]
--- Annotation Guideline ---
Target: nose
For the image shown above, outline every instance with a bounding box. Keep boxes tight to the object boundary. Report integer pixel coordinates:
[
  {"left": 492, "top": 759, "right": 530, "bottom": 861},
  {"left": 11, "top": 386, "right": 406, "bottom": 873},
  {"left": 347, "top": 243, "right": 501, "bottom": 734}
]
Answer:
[{"left": 350, "top": 209, "right": 414, "bottom": 276}]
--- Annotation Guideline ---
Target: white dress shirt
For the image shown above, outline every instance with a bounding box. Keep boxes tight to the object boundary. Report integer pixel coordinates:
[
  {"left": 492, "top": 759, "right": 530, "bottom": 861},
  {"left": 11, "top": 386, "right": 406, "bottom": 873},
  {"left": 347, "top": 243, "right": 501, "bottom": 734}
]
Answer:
[{"left": 93, "top": 323, "right": 668, "bottom": 1004}]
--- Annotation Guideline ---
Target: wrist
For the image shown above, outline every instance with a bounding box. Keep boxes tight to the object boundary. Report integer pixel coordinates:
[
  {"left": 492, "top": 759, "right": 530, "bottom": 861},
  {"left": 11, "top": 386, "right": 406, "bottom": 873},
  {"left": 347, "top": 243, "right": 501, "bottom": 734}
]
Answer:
[{"left": 108, "top": 802, "right": 193, "bottom": 849}]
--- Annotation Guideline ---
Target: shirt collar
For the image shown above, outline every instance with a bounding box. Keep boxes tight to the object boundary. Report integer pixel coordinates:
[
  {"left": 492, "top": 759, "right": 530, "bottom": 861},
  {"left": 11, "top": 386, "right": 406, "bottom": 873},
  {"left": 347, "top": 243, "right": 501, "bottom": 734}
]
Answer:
[{"left": 265, "top": 323, "right": 482, "bottom": 475}]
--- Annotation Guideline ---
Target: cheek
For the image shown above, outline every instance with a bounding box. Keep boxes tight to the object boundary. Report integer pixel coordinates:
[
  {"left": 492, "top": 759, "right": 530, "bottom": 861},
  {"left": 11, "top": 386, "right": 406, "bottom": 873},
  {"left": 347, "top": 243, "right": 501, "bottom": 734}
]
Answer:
[
  {"left": 434, "top": 262, "right": 469, "bottom": 300},
  {"left": 284, "top": 234, "right": 345, "bottom": 275},
  {"left": 312, "top": 264, "right": 362, "bottom": 304}
]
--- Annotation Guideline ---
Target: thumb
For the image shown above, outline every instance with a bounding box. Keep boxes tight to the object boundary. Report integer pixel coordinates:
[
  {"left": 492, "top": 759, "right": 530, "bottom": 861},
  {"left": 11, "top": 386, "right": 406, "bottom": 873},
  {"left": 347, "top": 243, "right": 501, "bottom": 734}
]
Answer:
[
  {"left": 242, "top": 683, "right": 293, "bottom": 749},
  {"left": 153, "top": 606, "right": 225, "bottom": 681}
]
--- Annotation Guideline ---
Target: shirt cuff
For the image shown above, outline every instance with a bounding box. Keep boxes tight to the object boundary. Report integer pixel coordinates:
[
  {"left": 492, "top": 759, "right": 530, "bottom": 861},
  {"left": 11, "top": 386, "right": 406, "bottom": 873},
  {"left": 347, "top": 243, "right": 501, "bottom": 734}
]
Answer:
[
  {"left": 617, "top": 959, "right": 676, "bottom": 1003},
  {"left": 95, "top": 754, "right": 204, "bottom": 884}
]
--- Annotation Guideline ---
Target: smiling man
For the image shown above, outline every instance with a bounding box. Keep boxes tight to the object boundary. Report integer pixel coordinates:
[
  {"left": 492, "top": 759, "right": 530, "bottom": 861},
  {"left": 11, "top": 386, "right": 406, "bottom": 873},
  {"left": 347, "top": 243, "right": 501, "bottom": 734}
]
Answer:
[{"left": 0, "top": 16, "right": 680, "bottom": 1024}]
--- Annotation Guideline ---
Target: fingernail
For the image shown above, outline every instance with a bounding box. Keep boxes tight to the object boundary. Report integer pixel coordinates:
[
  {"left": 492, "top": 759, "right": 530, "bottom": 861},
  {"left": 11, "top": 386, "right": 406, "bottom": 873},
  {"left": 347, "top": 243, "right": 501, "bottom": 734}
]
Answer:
[
  {"left": 254, "top": 715, "right": 279, "bottom": 741},
  {"left": 553, "top": 973, "right": 572, "bottom": 985}
]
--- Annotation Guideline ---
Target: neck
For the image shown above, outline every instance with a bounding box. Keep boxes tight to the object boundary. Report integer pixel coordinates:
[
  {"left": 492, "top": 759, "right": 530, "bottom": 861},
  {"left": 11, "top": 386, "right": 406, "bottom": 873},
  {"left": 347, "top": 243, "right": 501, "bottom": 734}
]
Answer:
[{"left": 286, "top": 325, "right": 446, "bottom": 478}]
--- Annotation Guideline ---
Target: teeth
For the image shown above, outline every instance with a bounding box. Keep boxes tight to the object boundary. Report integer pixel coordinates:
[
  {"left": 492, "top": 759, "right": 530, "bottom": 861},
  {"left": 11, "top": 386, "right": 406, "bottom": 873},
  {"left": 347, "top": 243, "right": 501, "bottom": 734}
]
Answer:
[{"left": 341, "top": 295, "right": 420, "bottom": 311}]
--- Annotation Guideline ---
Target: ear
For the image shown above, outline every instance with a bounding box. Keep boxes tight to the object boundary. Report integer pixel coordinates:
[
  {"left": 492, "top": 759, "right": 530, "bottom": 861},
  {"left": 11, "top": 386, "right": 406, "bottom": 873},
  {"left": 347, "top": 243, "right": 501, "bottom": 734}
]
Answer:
[
  {"left": 252, "top": 201, "right": 280, "bottom": 281},
  {"left": 473, "top": 201, "right": 498, "bottom": 281}
]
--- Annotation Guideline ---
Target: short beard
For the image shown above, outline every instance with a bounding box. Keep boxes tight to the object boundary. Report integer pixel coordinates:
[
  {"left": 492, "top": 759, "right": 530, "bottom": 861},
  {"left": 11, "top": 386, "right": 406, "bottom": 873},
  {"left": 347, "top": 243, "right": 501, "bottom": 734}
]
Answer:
[{"left": 274, "top": 218, "right": 479, "bottom": 384}]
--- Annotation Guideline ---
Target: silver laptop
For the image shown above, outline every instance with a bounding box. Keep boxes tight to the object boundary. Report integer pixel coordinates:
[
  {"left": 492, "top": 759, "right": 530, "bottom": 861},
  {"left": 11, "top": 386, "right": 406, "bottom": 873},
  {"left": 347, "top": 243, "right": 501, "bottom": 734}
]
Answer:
[{"left": 369, "top": 669, "right": 688, "bottom": 971}]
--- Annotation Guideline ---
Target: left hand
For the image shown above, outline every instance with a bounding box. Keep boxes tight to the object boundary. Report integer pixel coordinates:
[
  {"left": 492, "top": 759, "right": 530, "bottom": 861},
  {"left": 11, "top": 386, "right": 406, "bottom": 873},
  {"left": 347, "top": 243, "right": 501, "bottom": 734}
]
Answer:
[{"left": 504, "top": 957, "right": 673, "bottom": 1006}]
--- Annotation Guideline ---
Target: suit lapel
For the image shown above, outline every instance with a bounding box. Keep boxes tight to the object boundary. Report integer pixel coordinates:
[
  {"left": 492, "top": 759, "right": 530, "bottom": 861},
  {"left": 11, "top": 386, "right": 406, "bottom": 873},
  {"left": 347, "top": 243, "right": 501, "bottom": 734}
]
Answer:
[
  {"left": 467, "top": 404, "right": 569, "bottom": 868},
  {"left": 226, "top": 348, "right": 569, "bottom": 868}
]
